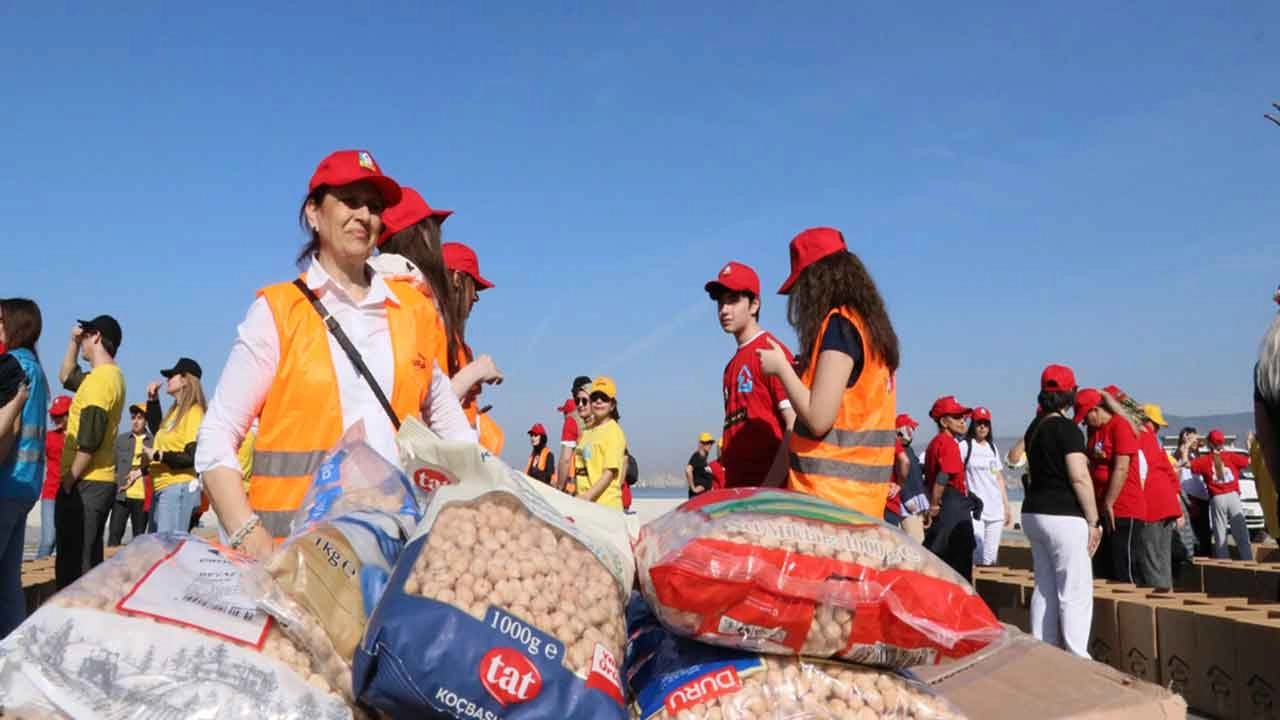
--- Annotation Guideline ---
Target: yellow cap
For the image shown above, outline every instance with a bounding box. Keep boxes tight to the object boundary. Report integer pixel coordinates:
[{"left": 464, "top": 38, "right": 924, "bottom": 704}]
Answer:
[
  {"left": 1143, "top": 403, "right": 1167, "bottom": 428},
  {"left": 591, "top": 376, "right": 617, "bottom": 399},
  {"left": 699, "top": 432, "right": 714, "bottom": 444}
]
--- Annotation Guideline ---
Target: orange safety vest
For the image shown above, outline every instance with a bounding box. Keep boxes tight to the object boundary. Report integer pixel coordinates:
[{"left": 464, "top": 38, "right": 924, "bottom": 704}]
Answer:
[
  {"left": 525, "top": 447, "right": 552, "bottom": 476},
  {"left": 455, "top": 344, "right": 505, "bottom": 455},
  {"left": 250, "top": 276, "right": 440, "bottom": 537},
  {"left": 787, "top": 307, "right": 897, "bottom": 518}
]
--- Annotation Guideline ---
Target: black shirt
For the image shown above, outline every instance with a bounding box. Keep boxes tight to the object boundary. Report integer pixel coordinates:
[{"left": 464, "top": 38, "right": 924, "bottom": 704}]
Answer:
[
  {"left": 687, "top": 452, "right": 713, "bottom": 497},
  {"left": 818, "top": 315, "right": 865, "bottom": 388},
  {"left": 1022, "top": 413, "right": 1088, "bottom": 518}
]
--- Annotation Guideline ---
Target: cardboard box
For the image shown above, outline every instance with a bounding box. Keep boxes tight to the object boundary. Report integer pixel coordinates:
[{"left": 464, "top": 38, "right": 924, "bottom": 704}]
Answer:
[
  {"left": 1193, "top": 607, "right": 1260, "bottom": 718},
  {"left": 1256, "top": 566, "right": 1280, "bottom": 603},
  {"left": 1157, "top": 598, "right": 1221, "bottom": 705},
  {"left": 997, "top": 605, "right": 1030, "bottom": 634},
  {"left": 916, "top": 628, "right": 1186, "bottom": 719},
  {"left": 1233, "top": 613, "right": 1280, "bottom": 719},
  {"left": 1202, "top": 560, "right": 1259, "bottom": 599},
  {"left": 1175, "top": 560, "right": 1204, "bottom": 593},
  {"left": 1090, "top": 591, "right": 1120, "bottom": 668},
  {"left": 1117, "top": 594, "right": 1181, "bottom": 685},
  {"left": 975, "top": 574, "right": 1021, "bottom": 612}
]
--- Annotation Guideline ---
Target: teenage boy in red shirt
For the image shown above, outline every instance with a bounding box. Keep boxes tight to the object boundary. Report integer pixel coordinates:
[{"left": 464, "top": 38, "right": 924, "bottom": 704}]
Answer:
[
  {"left": 1189, "top": 429, "right": 1254, "bottom": 560},
  {"left": 705, "top": 262, "right": 796, "bottom": 487},
  {"left": 1075, "top": 388, "right": 1146, "bottom": 583}
]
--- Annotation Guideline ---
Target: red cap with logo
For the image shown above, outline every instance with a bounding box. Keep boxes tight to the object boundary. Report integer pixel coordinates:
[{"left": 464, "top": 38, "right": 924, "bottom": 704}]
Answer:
[
  {"left": 309, "top": 150, "right": 402, "bottom": 207},
  {"left": 442, "top": 242, "right": 494, "bottom": 290},
  {"left": 1073, "top": 388, "right": 1103, "bottom": 424},
  {"left": 1102, "top": 384, "right": 1129, "bottom": 402},
  {"left": 895, "top": 413, "right": 920, "bottom": 430},
  {"left": 528, "top": 423, "right": 547, "bottom": 436},
  {"left": 778, "top": 227, "right": 848, "bottom": 294},
  {"left": 929, "top": 396, "right": 972, "bottom": 421},
  {"left": 705, "top": 261, "right": 761, "bottom": 297},
  {"left": 971, "top": 407, "right": 992, "bottom": 422},
  {"left": 49, "top": 395, "right": 72, "bottom": 417},
  {"left": 1040, "top": 364, "right": 1078, "bottom": 393},
  {"left": 379, "top": 186, "right": 453, "bottom": 244},
  {"left": 1207, "top": 429, "right": 1226, "bottom": 447}
]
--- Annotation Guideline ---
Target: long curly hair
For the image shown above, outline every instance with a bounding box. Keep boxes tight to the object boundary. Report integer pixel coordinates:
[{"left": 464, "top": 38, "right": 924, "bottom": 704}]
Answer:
[
  {"left": 380, "top": 218, "right": 466, "bottom": 374},
  {"left": 787, "top": 250, "right": 899, "bottom": 375}
]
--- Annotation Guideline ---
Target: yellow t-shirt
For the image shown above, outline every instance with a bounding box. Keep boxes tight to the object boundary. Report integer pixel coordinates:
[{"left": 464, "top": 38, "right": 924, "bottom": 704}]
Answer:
[
  {"left": 124, "top": 434, "right": 147, "bottom": 500},
  {"left": 150, "top": 405, "right": 205, "bottom": 493},
  {"left": 238, "top": 429, "right": 256, "bottom": 494},
  {"left": 62, "top": 364, "right": 127, "bottom": 483},
  {"left": 574, "top": 419, "right": 627, "bottom": 510}
]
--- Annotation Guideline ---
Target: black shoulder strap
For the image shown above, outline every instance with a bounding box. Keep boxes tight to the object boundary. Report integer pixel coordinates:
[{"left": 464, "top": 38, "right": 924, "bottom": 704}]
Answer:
[
  {"left": 293, "top": 279, "right": 401, "bottom": 430},
  {"left": 963, "top": 438, "right": 973, "bottom": 469}
]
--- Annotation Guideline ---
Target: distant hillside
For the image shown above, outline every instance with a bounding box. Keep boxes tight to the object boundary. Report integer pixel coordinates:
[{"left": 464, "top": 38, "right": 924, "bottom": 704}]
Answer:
[{"left": 1162, "top": 411, "right": 1254, "bottom": 438}]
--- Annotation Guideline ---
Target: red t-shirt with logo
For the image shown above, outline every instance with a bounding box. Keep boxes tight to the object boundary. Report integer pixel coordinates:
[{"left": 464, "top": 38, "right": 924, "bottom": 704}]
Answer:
[
  {"left": 1190, "top": 451, "right": 1249, "bottom": 497},
  {"left": 721, "top": 331, "right": 793, "bottom": 488},
  {"left": 560, "top": 409, "right": 580, "bottom": 448},
  {"left": 885, "top": 436, "right": 905, "bottom": 516},
  {"left": 924, "top": 433, "right": 965, "bottom": 496},
  {"left": 1087, "top": 416, "right": 1145, "bottom": 519},
  {"left": 41, "top": 428, "right": 65, "bottom": 501},
  {"left": 1139, "top": 429, "right": 1181, "bottom": 522}
]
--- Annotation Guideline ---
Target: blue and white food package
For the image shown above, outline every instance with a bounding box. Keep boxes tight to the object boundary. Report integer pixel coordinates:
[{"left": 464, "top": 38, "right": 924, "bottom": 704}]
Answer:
[
  {"left": 248, "top": 425, "right": 421, "bottom": 702},
  {"left": 354, "top": 427, "right": 633, "bottom": 719},
  {"left": 0, "top": 534, "right": 352, "bottom": 720},
  {"left": 624, "top": 594, "right": 965, "bottom": 720}
]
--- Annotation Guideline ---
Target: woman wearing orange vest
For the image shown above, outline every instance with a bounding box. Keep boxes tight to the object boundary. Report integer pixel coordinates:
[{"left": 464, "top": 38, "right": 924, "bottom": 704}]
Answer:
[
  {"left": 195, "top": 150, "right": 475, "bottom": 559},
  {"left": 524, "top": 423, "right": 555, "bottom": 484},
  {"left": 441, "top": 242, "right": 505, "bottom": 454},
  {"left": 758, "top": 227, "right": 899, "bottom": 519}
]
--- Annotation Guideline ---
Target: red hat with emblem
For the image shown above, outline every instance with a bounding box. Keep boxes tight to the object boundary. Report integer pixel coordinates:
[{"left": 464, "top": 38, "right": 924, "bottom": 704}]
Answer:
[
  {"left": 442, "top": 242, "right": 494, "bottom": 290},
  {"left": 971, "top": 407, "right": 992, "bottom": 422},
  {"left": 49, "top": 395, "right": 72, "bottom": 417},
  {"left": 528, "top": 423, "right": 547, "bottom": 436},
  {"left": 705, "top": 261, "right": 761, "bottom": 297},
  {"left": 1040, "top": 364, "right": 1078, "bottom": 393},
  {"left": 1207, "top": 429, "right": 1226, "bottom": 447},
  {"left": 778, "top": 227, "right": 848, "bottom": 294},
  {"left": 929, "top": 396, "right": 972, "bottom": 421},
  {"left": 309, "top": 150, "right": 401, "bottom": 207},
  {"left": 895, "top": 413, "right": 920, "bottom": 430},
  {"left": 1073, "top": 388, "right": 1103, "bottom": 424},
  {"left": 379, "top": 186, "right": 453, "bottom": 244}
]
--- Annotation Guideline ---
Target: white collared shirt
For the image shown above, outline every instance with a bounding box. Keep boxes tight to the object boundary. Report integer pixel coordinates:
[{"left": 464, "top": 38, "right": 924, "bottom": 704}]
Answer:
[{"left": 196, "top": 259, "right": 476, "bottom": 476}]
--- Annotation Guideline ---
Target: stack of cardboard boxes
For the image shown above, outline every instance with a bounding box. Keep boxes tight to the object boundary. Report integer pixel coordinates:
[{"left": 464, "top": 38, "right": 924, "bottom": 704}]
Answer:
[{"left": 978, "top": 545, "right": 1280, "bottom": 719}]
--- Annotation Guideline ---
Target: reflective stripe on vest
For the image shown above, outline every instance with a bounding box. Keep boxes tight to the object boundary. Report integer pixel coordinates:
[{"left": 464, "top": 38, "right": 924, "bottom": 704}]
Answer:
[
  {"left": 787, "top": 307, "right": 897, "bottom": 518},
  {"left": 250, "top": 276, "right": 438, "bottom": 537}
]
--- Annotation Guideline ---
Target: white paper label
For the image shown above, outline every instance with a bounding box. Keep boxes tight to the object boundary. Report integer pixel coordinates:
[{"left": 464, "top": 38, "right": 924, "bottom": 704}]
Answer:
[{"left": 117, "top": 539, "right": 271, "bottom": 647}]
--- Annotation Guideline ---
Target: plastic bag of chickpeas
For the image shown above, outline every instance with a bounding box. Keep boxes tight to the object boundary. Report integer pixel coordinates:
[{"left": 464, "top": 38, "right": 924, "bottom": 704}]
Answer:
[
  {"left": 625, "top": 593, "right": 966, "bottom": 720},
  {"left": 247, "top": 426, "right": 421, "bottom": 703},
  {"left": 354, "top": 427, "right": 633, "bottom": 719},
  {"left": 634, "top": 488, "right": 1003, "bottom": 667},
  {"left": 0, "top": 534, "right": 353, "bottom": 720}
]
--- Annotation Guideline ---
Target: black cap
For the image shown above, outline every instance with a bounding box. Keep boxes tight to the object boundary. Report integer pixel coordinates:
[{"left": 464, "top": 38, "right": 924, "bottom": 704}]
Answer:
[
  {"left": 77, "top": 315, "right": 123, "bottom": 352},
  {"left": 572, "top": 375, "right": 592, "bottom": 393},
  {"left": 161, "top": 357, "right": 203, "bottom": 379}
]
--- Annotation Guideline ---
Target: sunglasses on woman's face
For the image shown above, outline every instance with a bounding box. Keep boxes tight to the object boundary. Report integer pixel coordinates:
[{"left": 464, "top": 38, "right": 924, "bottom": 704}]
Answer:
[
  {"left": 575, "top": 396, "right": 589, "bottom": 407},
  {"left": 590, "top": 393, "right": 612, "bottom": 404}
]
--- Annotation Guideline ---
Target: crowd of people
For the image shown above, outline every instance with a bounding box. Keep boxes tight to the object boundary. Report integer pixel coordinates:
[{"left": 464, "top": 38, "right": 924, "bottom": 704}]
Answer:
[{"left": 0, "top": 147, "right": 1277, "bottom": 667}]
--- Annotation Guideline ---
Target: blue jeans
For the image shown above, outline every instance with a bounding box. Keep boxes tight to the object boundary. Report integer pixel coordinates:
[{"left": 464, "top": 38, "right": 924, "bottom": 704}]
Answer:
[
  {"left": 149, "top": 485, "right": 189, "bottom": 535},
  {"left": 0, "top": 497, "right": 35, "bottom": 638},
  {"left": 35, "top": 499, "right": 55, "bottom": 559}
]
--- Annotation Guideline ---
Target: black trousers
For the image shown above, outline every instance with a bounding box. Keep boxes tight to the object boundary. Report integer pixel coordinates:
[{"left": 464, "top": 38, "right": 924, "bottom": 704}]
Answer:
[
  {"left": 107, "top": 496, "right": 148, "bottom": 546},
  {"left": 1093, "top": 516, "right": 1146, "bottom": 584},
  {"left": 925, "top": 486, "right": 976, "bottom": 582},
  {"left": 55, "top": 480, "right": 116, "bottom": 590}
]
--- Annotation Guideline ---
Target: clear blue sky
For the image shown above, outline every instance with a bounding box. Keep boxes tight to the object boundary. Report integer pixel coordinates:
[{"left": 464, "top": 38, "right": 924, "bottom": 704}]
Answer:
[{"left": 2, "top": 2, "right": 1277, "bottom": 475}]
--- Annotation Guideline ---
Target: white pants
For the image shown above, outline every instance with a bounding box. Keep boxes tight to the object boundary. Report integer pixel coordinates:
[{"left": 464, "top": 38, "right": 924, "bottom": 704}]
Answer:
[
  {"left": 973, "top": 518, "right": 1004, "bottom": 566},
  {"left": 1022, "top": 512, "right": 1093, "bottom": 659},
  {"left": 1210, "top": 492, "right": 1254, "bottom": 560}
]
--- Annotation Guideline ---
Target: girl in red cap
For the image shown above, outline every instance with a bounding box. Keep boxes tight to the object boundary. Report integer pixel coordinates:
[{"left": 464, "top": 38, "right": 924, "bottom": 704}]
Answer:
[
  {"left": 196, "top": 150, "right": 475, "bottom": 559},
  {"left": 441, "top": 242, "right": 505, "bottom": 454},
  {"left": 962, "top": 407, "right": 1011, "bottom": 567},
  {"left": 923, "top": 395, "right": 977, "bottom": 581},
  {"left": 758, "top": 228, "right": 899, "bottom": 520},
  {"left": 1189, "top": 430, "right": 1254, "bottom": 559},
  {"left": 525, "top": 424, "right": 555, "bottom": 484}
]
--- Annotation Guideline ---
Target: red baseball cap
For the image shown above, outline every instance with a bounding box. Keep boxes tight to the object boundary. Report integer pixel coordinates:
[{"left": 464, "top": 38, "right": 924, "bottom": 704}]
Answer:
[
  {"left": 1207, "top": 429, "right": 1226, "bottom": 447},
  {"left": 49, "top": 395, "right": 72, "bottom": 417},
  {"left": 971, "top": 407, "right": 992, "bottom": 422},
  {"left": 309, "top": 150, "right": 401, "bottom": 207},
  {"left": 1073, "top": 388, "right": 1103, "bottom": 424},
  {"left": 1102, "top": 384, "right": 1129, "bottom": 403},
  {"left": 929, "top": 395, "right": 972, "bottom": 421},
  {"left": 895, "top": 413, "right": 919, "bottom": 430},
  {"left": 528, "top": 423, "right": 547, "bottom": 436},
  {"left": 705, "top": 261, "right": 761, "bottom": 297},
  {"left": 558, "top": 399, "right": 576, "bottom": 414},
  {"left": 442, "top": 242, "right": 494, "bottom": 290},
  {"left": 778, "top": 227, "right": 847, "bottom": 294},
  {"left": 1040, "top": 364, "right": 1078, "bottom": 393},
  {"left": 378, "top": 186, "right": 453, "bottom": 244}
]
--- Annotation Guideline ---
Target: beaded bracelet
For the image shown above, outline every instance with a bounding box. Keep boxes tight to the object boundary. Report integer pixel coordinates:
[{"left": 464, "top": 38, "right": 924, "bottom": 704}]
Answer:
[{"left": 228, "top": 513, "right": 261, "bottom": 550}]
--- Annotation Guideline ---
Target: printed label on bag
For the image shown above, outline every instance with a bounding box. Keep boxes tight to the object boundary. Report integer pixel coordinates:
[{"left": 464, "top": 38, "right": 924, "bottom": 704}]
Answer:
[{"left": 117, "top": 539, "right": 271, "bottom": 648}]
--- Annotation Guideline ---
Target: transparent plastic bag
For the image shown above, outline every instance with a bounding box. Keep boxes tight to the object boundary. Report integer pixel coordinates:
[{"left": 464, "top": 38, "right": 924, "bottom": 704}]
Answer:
[
  {"left": 355, "top": 428, "right": 633, "bottom": 719},
  {"left": 247, "top": 424, "right": 420, "bottom": 703},
  {"left": 634, "top": 488, "right": 1003, "bottom": 667},
  {"left": 625, "top": 593, "right": 966, "bottom": 719},
  {"left": 0, "top": 534, "right": 352, "bottom": 720}
]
